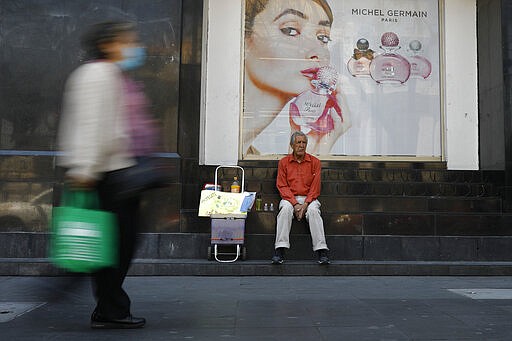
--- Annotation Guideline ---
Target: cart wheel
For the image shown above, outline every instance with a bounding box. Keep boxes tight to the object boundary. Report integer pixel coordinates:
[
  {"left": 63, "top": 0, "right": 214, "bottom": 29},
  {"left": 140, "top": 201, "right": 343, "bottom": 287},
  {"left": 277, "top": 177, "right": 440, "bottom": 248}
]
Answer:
[
  {"left": 242, "top": 246, "right": 247, "bottom": 261},
  {"left": 207, "top": 246, "right": 212, "bottom": 261}
]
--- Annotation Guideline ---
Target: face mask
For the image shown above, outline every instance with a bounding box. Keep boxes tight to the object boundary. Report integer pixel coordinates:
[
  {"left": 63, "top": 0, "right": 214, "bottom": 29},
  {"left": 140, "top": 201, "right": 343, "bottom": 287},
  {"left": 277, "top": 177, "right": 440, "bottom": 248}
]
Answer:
[{"left": 117, "top": 46, "right": 146, "bottom": 70}]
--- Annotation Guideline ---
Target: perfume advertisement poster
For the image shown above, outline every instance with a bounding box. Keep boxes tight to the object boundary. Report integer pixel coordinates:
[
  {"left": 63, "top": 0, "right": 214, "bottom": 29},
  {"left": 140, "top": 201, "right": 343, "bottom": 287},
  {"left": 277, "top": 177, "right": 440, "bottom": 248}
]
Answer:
[{"left": 242, "top": 0, "right": 441, "bottom": 158}]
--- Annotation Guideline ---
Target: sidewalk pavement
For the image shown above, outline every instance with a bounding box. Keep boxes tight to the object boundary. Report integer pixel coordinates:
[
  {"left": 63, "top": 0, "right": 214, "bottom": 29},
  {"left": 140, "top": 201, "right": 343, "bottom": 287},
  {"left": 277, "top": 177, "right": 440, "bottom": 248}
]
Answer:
[{"left": 1, "top": 275, "right": 512, "bottom": 340}]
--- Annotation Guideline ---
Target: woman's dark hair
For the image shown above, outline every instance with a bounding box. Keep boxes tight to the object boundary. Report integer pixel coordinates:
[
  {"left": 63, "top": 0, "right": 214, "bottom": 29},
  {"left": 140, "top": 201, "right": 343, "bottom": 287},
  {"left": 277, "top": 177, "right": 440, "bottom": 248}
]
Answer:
[{"left": 80, "top": 21, "right": 136, "bottom": 60}]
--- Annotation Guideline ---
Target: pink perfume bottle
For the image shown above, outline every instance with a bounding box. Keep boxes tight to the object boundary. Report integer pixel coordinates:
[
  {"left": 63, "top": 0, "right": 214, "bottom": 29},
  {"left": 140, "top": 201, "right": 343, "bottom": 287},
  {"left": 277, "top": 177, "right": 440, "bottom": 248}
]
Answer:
[
  {"left": 347, "top": 38, "right": 374, "bottom": 77},
  {"left": 408, "top": 40, "right": 432, "bottom": 79},
  {"left": 370, "top": 32, "right": 411, "bottom": 84},
  {"left": 289, "top": 66, "right": 343, "bottom": 134}
]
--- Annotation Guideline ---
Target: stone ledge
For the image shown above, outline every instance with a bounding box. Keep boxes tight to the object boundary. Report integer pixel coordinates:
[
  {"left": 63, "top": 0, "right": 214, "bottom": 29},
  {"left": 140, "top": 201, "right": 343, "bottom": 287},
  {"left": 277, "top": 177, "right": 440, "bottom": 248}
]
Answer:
[
  {"left": 127, "top": 259, "right": 512, "bottom": 276},
  {"left": 3, "top": 258, "right": 512, "bottom": 276}
]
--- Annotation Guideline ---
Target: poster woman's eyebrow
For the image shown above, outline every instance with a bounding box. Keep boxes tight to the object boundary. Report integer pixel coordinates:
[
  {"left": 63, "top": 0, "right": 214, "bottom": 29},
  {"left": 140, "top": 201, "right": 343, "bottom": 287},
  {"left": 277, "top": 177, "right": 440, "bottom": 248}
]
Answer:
[{"left": 273, "top": 8, "right": 307, "bottom": 22}]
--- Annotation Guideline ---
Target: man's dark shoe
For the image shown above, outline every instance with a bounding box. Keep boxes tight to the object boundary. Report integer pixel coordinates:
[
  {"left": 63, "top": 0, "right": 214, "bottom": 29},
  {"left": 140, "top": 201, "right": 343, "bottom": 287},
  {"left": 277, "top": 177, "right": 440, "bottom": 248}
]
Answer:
[
  {"left": 91, "top": 311, "right": 146, "bottom": 329},
  {"left": 317, "top": 249, "right": 330, "bottom": 265},
  {"left": 271, "top": 247, "right": 285, "bottom": 264}
]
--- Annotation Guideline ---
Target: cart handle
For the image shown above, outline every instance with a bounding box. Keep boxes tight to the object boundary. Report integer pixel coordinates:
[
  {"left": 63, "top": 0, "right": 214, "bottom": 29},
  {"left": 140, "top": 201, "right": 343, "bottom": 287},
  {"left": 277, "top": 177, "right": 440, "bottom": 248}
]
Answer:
[{"left": 214, "top": 165, "right": 244, "bottom": 192}]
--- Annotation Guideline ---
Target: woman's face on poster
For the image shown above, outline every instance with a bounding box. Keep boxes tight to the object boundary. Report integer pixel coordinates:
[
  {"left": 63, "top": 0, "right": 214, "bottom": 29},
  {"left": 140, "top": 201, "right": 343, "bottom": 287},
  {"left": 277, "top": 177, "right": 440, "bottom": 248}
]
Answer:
[{"left": 245, "top": 0, "right": 332, "bottom": 97}]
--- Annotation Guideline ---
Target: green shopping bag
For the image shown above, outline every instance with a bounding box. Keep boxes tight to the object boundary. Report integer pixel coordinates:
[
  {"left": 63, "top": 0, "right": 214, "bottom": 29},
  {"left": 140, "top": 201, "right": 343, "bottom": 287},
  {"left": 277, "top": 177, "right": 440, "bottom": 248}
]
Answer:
[{"left": 51, "top": 189, "right": 118, "bottom": 273}]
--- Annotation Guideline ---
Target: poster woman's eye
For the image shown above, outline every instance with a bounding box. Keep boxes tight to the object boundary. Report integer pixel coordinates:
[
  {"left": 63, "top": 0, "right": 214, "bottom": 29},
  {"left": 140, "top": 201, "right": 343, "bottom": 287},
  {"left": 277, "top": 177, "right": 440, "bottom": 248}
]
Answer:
[
  {"left": 317, "top": 34, "right": 331, "bottom": 44},
  {"left": 280, "top": 27, "right": 299, "bottom": 37}
]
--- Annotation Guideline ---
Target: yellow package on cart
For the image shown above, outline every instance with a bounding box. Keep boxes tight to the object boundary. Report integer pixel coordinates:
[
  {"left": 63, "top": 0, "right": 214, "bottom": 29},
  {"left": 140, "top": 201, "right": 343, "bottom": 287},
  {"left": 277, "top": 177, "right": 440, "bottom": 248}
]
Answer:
[{"left": 198, "top": 190, "right": 255, "bottom": 217}]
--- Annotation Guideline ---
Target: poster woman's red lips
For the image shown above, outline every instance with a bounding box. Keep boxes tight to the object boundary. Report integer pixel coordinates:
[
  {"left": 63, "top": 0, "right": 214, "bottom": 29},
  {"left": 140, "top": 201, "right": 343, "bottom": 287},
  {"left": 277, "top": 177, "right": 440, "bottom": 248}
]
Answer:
[{"left": 300, "top": 67, "right": 319, "bottom": 79}]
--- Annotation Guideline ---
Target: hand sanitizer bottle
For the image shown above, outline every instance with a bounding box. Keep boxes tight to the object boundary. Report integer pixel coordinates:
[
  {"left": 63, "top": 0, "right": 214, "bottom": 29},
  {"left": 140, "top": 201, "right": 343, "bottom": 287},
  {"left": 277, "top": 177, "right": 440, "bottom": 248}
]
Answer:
[{"left": 289, "top": 65, "right": 343, "bottom": 134}]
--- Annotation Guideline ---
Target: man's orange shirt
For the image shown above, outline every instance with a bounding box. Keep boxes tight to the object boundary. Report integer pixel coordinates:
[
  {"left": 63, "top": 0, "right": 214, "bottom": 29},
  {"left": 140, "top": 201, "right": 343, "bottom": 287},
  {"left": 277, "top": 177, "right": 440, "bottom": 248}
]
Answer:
[{"left": 276, "top": 153, "right": 321, "bottom": 206}]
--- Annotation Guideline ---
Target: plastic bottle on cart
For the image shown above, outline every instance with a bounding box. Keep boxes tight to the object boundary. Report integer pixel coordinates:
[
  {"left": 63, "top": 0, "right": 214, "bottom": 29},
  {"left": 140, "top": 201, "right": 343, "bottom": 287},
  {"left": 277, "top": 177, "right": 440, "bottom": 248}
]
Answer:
[
  {"left": 231, "top": 176, "right": 240, "bottom": 193},
  {"left": 269, "top": 203, "right": 274, "bottom": 211},
  {"left": 263, "top": 203, "right": 269, "bottom": 211},
  {"left": 255, "top": 194, "right": 262, "bottom": 211}
]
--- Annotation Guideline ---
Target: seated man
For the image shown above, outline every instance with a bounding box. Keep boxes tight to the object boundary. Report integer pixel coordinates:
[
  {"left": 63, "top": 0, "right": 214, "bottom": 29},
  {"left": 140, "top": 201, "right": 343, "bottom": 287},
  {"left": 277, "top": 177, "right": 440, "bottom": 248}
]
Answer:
[{"left": 272, "top": 131, "right": 330, "bottom": 265}]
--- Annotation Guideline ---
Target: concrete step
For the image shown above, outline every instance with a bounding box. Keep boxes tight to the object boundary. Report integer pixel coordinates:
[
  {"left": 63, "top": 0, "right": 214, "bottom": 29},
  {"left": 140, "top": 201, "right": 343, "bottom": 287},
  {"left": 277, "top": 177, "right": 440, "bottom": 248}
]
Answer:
[
  {"left": 250, "top": 195, "right": 503, "bottom": 213},
  {"left": 4, "top": 229, "right": 512, "bottom": 276},
  {"left": 4, "top": 232, "right": 512, "bottom": 263},
  {"left": 181, "top": 210, "right": 512, "bottom": 236},
  {"left": 208, "top": 162, "right": 501, "bottom": 184},
  {"left": 195, "top": 163, "right": 504, "bottom": 197},
  {"left": 3, "top": 258, "right": 512, "bottom": 276},
  {"left": 128, "top": 259, "right": 512, "bottom": 276}
]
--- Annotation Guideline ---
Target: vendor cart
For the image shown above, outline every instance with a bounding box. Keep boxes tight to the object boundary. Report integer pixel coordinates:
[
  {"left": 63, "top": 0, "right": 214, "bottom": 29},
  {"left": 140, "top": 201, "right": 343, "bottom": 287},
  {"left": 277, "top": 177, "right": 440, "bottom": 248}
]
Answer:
[{"left": 207, "top": 165, "right": 248, "bottom": 262}]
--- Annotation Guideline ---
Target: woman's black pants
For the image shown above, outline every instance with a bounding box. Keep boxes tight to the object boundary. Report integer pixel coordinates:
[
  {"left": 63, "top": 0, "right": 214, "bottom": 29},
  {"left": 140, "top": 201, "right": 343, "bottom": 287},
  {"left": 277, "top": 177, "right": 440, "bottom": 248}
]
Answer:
[{"left": 93, "top": 173, "right": 140, "bottom": 319}]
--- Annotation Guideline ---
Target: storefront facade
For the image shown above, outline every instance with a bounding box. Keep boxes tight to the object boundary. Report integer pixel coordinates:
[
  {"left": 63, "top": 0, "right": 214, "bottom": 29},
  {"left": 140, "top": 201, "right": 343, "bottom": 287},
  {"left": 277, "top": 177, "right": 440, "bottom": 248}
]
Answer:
[
  {"left": 202, "top": 0, "right": 479, "bottom": 169},
  {"left": 1, "top": 0, "right": 512, "bottom": 271}
]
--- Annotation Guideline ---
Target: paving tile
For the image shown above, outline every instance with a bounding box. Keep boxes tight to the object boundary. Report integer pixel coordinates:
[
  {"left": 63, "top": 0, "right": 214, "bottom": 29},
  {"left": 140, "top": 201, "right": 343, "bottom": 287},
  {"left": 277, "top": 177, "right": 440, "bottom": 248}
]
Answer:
[
  {"left": 0, "top": 302, "right": 45, "bottom": 323},
  {"left": 235, "top": 327, "right": 323, "bottom": 341},
  {"left": 318, "top": 325, "right": 409, "bottom": 341},
  {"left": 448, "top": 288, "right": 512, "bottom": 299},
  {"left": 388, "top": 313, "right": 485, "bottom": 339}
]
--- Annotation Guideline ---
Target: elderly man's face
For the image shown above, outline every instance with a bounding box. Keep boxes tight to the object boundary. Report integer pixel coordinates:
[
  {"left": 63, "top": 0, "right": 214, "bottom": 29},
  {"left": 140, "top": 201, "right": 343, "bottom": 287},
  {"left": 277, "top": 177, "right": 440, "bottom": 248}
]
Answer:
[{"left": 292, "top": 135, "right": 307, "bottom": 158}]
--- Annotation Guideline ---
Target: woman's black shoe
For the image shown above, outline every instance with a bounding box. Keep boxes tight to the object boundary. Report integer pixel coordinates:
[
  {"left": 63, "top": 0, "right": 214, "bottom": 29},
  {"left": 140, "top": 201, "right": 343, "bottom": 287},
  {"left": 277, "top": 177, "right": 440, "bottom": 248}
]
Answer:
[{"left": 91, "top": 311, "right": 146, "bottom": 329}]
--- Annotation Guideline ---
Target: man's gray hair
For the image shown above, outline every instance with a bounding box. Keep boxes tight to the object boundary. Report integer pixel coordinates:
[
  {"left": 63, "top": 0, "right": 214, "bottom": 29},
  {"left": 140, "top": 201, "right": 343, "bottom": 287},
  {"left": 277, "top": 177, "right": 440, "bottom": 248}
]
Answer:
[{"left": 290, "top": 131, "right": 308, "bottom": 146}]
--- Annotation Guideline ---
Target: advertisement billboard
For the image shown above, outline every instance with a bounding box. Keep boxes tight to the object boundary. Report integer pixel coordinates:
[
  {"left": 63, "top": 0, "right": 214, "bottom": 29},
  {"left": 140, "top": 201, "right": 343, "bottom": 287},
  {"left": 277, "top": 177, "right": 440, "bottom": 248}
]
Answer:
[{"left": 242, "top": 0, "right": 441, "bottom": 158}]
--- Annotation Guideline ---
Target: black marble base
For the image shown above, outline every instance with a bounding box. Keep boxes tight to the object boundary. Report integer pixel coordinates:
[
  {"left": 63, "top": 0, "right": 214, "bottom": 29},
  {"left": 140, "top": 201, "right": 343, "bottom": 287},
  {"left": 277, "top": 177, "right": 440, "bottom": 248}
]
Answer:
[{"left": 3, "top": 232, "right": 512, "bottom": 266}]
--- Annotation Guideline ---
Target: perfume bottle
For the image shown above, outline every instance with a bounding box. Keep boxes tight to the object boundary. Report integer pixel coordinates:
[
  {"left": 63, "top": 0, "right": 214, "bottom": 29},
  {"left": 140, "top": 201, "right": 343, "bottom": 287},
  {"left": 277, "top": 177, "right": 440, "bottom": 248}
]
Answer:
[
  {"left": 347, "top": 38, "right": 374, "bottom": 77},
  {"left": 370, "top": 32, "right": 411, "bottom": 84},
  {"left": 408, "top": 40, "right": 432, "bottom": 79},
  {"left": 289, "top": 65, "right": 343, "bottom": 134}
]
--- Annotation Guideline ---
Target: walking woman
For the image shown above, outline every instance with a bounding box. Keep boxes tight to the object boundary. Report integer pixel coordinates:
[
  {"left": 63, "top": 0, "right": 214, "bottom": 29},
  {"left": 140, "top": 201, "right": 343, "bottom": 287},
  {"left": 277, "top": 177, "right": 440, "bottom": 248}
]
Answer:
[{"left": 58, "top": 21, "right": 148, "bottom": 329}]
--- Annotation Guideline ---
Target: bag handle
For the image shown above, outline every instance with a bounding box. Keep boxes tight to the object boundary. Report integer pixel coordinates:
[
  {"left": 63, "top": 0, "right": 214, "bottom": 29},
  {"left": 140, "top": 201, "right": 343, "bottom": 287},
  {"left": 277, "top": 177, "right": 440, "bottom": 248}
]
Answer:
[{"left": 61, "top": 187, "right": 100, "bottom": 209}]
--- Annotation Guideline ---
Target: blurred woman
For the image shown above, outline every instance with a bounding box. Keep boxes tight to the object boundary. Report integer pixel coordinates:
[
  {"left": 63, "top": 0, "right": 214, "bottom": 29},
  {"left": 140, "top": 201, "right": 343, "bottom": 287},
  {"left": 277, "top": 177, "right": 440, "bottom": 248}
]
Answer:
[
  {"left": 243, "top": 0, "right": 351, "bottom": 156},
  {"left": 58, "top": 21, "right": 147, "bottom": 329}
]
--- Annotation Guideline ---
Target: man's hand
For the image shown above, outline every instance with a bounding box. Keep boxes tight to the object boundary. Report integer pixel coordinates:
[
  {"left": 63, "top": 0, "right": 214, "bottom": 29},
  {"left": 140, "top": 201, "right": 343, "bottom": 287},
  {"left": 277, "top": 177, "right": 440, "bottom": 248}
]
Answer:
[{"left": 294, "top": 202, "right": 309, "bottom": 221}]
